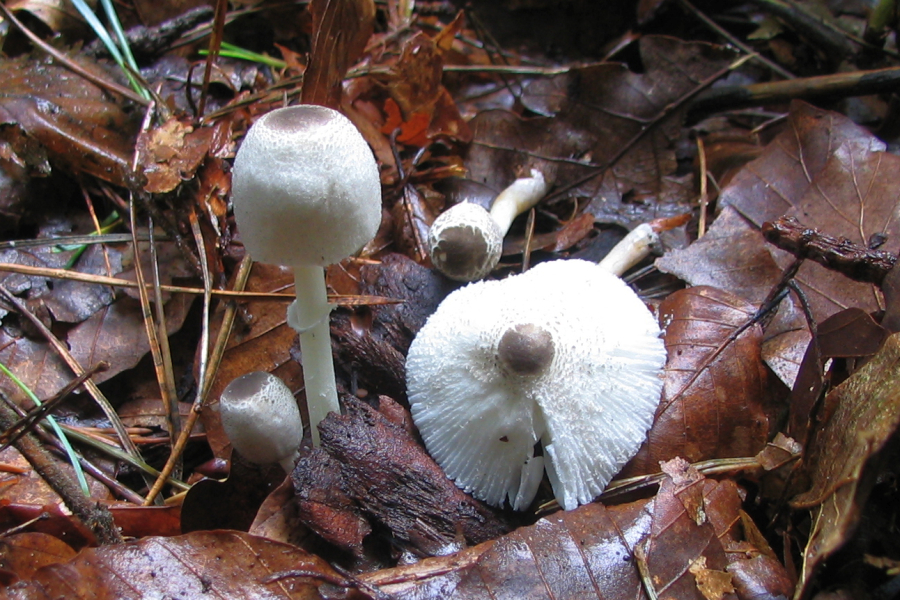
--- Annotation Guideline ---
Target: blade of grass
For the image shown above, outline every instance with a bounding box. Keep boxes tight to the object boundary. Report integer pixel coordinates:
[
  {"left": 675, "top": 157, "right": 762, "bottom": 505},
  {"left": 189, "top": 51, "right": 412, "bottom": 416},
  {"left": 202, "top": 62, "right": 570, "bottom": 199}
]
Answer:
[{"left": 0, "top": 362, "right": 91, "bottom": 496}]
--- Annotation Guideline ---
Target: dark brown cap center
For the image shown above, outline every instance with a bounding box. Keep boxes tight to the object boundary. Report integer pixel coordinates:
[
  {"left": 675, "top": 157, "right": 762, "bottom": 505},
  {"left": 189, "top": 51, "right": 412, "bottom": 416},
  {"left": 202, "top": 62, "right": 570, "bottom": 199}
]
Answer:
[{"left": 497, "top": 323, "right": 555, "bottom": 376}]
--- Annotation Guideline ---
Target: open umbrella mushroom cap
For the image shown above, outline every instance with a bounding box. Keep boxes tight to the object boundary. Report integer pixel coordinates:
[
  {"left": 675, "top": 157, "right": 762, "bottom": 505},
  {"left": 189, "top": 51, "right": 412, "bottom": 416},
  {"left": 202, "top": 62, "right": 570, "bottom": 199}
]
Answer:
[
  {"left": 231, "top": 105, "right": 382, "bottom": 267},
  {"left": 219, "top": 371, "right": 303, "bottom": 472},
  {"left": 406, "top": 259, "right": 666, "bottom": 511}
]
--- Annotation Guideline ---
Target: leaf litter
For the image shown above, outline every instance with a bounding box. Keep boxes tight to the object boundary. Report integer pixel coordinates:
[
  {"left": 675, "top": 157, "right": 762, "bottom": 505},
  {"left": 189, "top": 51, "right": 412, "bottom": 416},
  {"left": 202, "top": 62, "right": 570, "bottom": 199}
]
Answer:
[{"left": 0, "top": 0, "right": 900, "bottom": 599}]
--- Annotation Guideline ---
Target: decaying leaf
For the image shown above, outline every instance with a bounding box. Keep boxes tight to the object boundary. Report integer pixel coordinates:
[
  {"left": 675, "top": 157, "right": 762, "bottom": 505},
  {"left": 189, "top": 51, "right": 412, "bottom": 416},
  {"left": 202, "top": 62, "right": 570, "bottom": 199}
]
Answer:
[
  {"left": 135, "top": 118, "right": 218, "bottom": 194},
  {"left": 658, "top": 101, "right": 900, "bottom": 385},
  {"left": 358, "top": 459, "right": 789, "bottom": 599},
  {"left": 200, "top": 262, "right": 303, "bottom": 458},
  {"left": 0, "top": 531, "right": 340, "bottom": 599},
  {"left": 466, "top": 36, "right": 737, "bottom": 229},
  {"left": 0, "top": 55, "right": 138, "bottom": 187},
  {"left": 621, "top": 286, "right": 770, "bottom": 478},
  {"left": 791, "top": 332, "right": 900, "bottom": 598},
  {"left": 0, "top": 532, "right": 76, "bottom": 585},
  {"left": 302, "top": 0, "right": 375, "bottom": 107},
  {"left": 0, "top": 293, "right": 192, "bottom": 405}
]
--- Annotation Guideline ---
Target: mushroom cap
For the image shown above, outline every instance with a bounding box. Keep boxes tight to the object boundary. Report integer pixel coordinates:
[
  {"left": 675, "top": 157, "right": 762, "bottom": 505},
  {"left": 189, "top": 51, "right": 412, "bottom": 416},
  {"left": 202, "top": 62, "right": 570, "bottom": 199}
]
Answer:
[
  {"left": 219, "top": 371, "right": 303, "bottom": 467},
  {"left": 428, "top": 202, "right": 503, "bottom": 282},
  {"left": 405, "top": 259, "right": 666, "bottom": 511},
  {"left": 231, "top": 105, "right": 382, "bottom": 267}
]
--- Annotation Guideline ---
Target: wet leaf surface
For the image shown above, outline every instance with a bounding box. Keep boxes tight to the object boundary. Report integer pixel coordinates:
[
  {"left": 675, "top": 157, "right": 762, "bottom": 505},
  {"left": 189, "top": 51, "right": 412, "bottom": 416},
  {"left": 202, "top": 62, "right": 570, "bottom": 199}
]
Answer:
[
  {"left": 466, "top": 36, "right": 737, "bottom": 229},
  {"left": 0, "top": 55, "right": 138, "bottom": 187},
  {"left": 658, "top": 101, "right": 900, "bottom": 386},
  {"left": 621, "top": 286, "right": 770, "bottom": 477},
  {"left": 791, "top": 332, "right": 900, "bottom": 598},
  {"left": 0, "top": 530, "right": 340, "bottom": 599},
  {"left": 362, "top": 460, "right": 789, "bottom": 600}
]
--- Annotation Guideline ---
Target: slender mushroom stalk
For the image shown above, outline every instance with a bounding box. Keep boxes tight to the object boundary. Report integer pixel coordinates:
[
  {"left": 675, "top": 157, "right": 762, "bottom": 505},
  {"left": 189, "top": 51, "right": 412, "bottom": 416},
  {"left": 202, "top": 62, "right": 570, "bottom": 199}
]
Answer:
[
  {"left": 428, "top": 169, "right": 548, "bottom": 281},
  {"left": 597, "top": 222, "right": 659, "bottom": 275},
  {"left": 231, "top": 105, "right": 382, "bottom": 446},
  {"left": 219, "top": 372, "right": 304, "bottom": 474},
  {"left": 406, "top": 259, "right": 666, "bottom": 511}
]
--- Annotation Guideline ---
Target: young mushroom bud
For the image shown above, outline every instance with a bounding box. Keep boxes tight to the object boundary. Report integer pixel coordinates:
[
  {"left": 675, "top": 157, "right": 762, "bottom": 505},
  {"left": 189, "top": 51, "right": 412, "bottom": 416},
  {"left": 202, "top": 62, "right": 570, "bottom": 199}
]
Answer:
[
  {"left": 219, "top": 371, "right": 303, "bottom": 474},
  {"left": 428, "top": 169, "right": 547, "bottom": 281},
  {"left": 406, "top": 259, "right": 666, "bottom": 511},
  {"left": 231, "top": 105, "right": 382, "bottom": 446}
]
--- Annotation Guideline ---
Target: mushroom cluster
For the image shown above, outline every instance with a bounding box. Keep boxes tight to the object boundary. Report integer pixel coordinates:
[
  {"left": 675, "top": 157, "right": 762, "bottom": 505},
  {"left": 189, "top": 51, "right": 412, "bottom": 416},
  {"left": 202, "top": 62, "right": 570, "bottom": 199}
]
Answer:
[
  {"left": 231, "top": 105, "right": 382, "bottom": 445},
  {"left": 405, "top": 259, "right": 666, "bottom": 511}
]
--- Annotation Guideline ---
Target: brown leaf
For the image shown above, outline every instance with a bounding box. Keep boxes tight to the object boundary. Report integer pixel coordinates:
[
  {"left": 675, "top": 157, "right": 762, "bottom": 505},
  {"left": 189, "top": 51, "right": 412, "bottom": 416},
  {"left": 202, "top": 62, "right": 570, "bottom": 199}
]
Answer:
[
  {"left": 0, "top": 294, "right": 191, "bottom": 405},
  {"left": 0, "top": 55, "right": 138, "bottom": 186},
  {"left": 790, "top": 332, "right": 900, "bottom": 597},
  {"left": 789, "top": 308, "right": 889, "bottom": 444},
  {"left": 302, "top": 0, "right": 375, "bottom": 107},
  {"left": 200, "top": 262, "right": 303, "bottom": 458},
  {"left": 466, "top": 36, "right": 737, "bottom": 229},
  {"left": 0, "top": 533, "right": 75, "bottom": 584},
  {"left": 621, "top": 287, "right": 770, "bottom": 478},
  {"left": 658, "top": 101, "right": 900, "bottom": 385},
  {"left": 0, "top": 531, "right": 340, "bottom": 599},
  {"left": 362, "top": 460, "right": 789, "bottom": 599},
  {"left": 135, "top": 118, "right": 217, "bottom": 194}
]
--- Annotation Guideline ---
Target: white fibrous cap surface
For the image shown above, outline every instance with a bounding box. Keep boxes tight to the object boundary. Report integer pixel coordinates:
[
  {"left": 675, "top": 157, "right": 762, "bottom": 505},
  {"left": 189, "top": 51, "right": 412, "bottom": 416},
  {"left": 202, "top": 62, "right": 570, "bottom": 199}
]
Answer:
[
  {"left": 219, "top": 371, "right": 303, "bottom": 466},
  {"left": 406, "top": 259, "right": 667, "bottom": 511},
  {"left": 232, "top": 105, "right": 382, "bottom": 267},
  {"left": 427, "top": 202, "right": 503, "bottom": 281}
]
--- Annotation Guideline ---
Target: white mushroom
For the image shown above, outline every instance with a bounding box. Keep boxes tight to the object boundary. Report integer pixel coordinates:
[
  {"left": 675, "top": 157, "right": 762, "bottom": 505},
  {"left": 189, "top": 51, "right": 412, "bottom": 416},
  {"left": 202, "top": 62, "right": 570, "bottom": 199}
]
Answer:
[
  {"left": 219, "top": 371, "right": 303, "bottom": 474},
  {"left": 428, "top": 169, "right": 547, "bottom": 281},
  {"left": 231, "top": 105, "right": 382, "bottom": 446},
  {"left": 405, "top": 259, "right": 666, "bottom": 511}
]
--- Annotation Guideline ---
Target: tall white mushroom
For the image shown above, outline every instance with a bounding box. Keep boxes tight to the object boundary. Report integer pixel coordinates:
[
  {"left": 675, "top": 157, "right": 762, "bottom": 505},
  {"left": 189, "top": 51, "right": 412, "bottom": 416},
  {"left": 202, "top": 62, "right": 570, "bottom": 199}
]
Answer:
[
  {"left": 231, "top": 105, "right": 382, "bottom": 446},
  {"left": 405, "top": 259, "right": 666, "bottom": 511}
]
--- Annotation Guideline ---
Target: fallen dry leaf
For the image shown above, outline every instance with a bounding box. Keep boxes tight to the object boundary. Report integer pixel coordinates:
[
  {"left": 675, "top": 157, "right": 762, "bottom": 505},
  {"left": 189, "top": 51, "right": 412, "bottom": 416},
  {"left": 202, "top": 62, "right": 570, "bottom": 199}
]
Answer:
[
  {"left": 621, "top": 286, "right": 770, "bottom": 478},
  {"left": 659, "top": 101, "right": 900, "bottom": 386},
  {"left": 0, "top": 55, "right": 138, "bottom": 187},
  {"left": 0, "top": 530, "right": 341, "bottom": 599},
  {"left": 360, "top": 458, "right": 790, "bottom": 599},
  {"left": 791, "top": 332, "right": 900, "bottom": 598},
  {"left": 466, "top": 36, "right": 737, "bottom": 229}
]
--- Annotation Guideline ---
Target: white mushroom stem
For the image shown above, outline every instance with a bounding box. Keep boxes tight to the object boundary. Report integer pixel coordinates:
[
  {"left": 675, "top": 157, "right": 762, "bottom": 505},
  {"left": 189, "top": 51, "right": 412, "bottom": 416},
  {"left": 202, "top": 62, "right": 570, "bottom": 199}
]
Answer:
[
  {"left": 286, "top": 265, "right": 337, "bottom": 448},
  {"left": 488, "top": 169, "right": 548, "bottom": 237},
  {"left": 597, "top": 223, "right": 659, "bottom": 276}
]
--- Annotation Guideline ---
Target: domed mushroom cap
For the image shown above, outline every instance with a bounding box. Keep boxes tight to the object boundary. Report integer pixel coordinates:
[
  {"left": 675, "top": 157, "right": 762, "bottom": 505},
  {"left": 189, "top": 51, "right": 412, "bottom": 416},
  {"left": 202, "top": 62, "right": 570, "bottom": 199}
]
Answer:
[
  {"left": 231, "top": 105, "right": 382, "bottom": 267},
  {"left": 406, "top": 259, "right": 666, "bottom": 511},
  {"left": 219, "top": 371, "right": 303, "bottom": 472},
  {"left": 427, "top": 202, "right": 503, "bottom": 282}
]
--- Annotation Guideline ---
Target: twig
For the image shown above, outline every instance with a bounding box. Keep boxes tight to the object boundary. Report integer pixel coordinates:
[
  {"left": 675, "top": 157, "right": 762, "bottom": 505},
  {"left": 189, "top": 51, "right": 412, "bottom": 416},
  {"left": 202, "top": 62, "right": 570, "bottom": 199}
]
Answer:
[
  {"left": 0, "top": 285, "right": 142, "bottom": 463},
  {"left": 0, "top": 400, "right": 122, "bottom": 544},
  {"left": 143, "top": 254, "right": 254, "bottom": 505},
  {"left": 0, "top": 262, "right": 399, "bottom": 305},
  {"left": 762, "top": 216, "right": 896, "bottom": 285},
  {"left": 689, "top": 64, "right": 900, "bottom": 118},
  {"left": 677, "top": 0, "right": 796, "bottom": 80}
]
